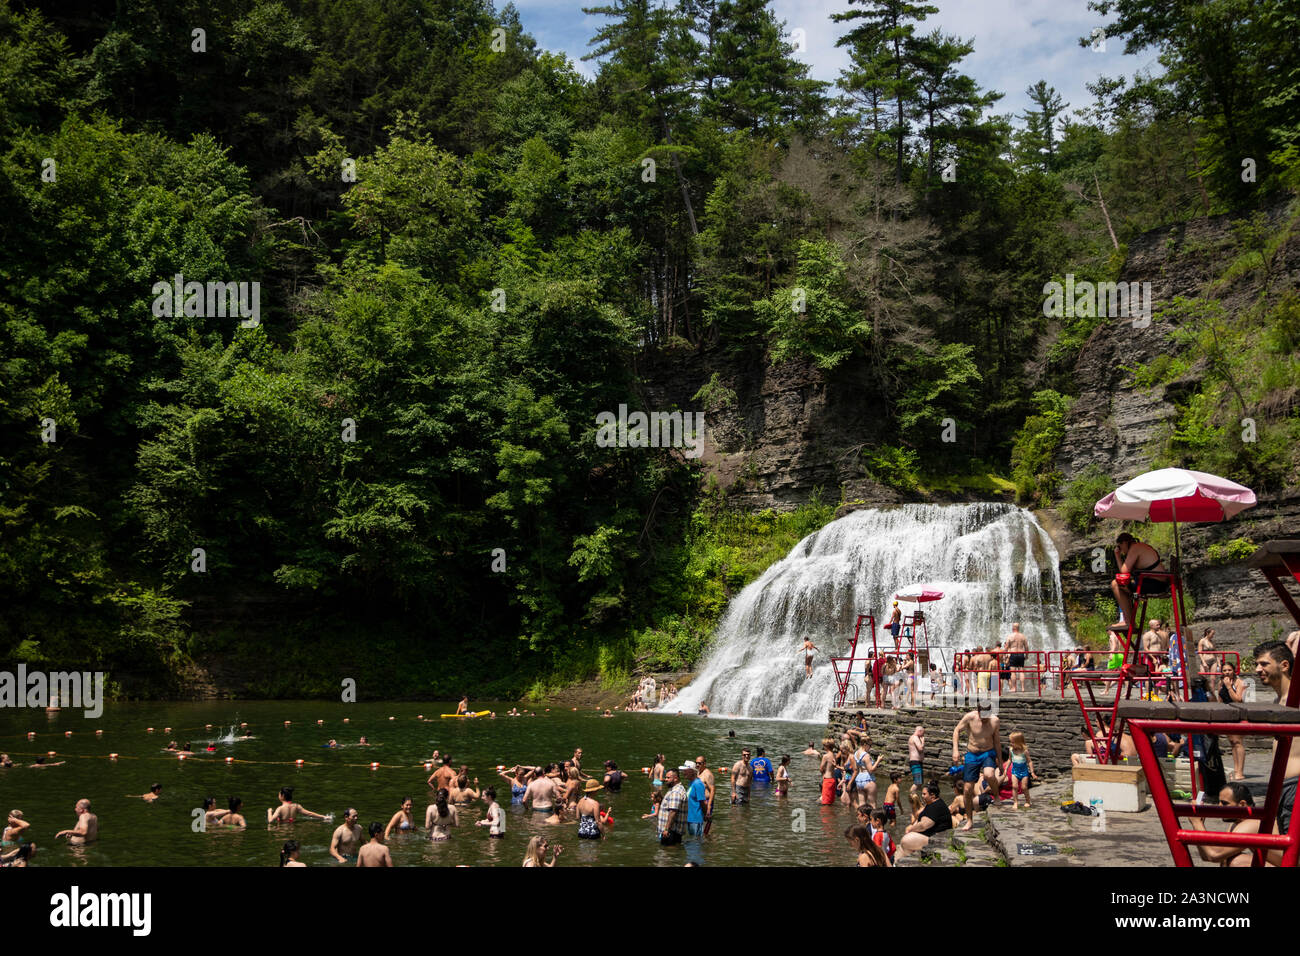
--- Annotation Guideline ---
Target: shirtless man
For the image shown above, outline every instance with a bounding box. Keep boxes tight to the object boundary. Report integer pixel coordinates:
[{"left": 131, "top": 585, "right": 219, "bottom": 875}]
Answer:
[
  {"left": 356, "top": 823, "right": 393, "bottom": 867},
  {"left": 455, "top": 695, "right": 469, "bottom": 715},
  {"left": 330, "top": 808, "right": 363, "bottom": 863},
  {"left": 267, "top": 787, "right": 328, "bottom": 824},
  {"left": 131, "top": 783, "right": 163, "bottom": 803},
  {"left": 1109, "top": 532, "right": 1167, "bottom": 632},
  {"left": 801, "top": 638, "right": 819, "bottom": 678},
  {"left": 223, "top": 797, "right": 248, "bottom": 828},
  {"left": 888, "top": 602, "right": 903, "bottom": 650},
  {"left": 907, "top": 725, "right": 926, "bottom": 821},
  {"left": 1107, "top": 628, "right": 1126, "bottom": 671},
  {"left": 428, "top": 755, "right": 456, "bottom": 791},
  {"left": 818, "top": 740, "right": 838, "bottom": 806},
  {"left": 1005, "top": 624, "right": 1030, "bottom": 693},
  {"left": 952, "top": 703, "right": 1002, "bottom": 831},
  {"left": 695, "top": 755, "right": 716, "bottom": 832},
  {"left": 1253, "top": 641, "right": 1298, "bottom": 864},
  {"left": 731, "top": 748, "right": 754, "bottom": 805},
  {"left": 55, "top": 799, "right": 98, "bottom": 845}
]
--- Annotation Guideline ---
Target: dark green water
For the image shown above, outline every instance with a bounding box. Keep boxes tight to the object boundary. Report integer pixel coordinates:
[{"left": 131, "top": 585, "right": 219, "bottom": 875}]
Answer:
[{"left": 0, "top": 701, "right": 886, "bottom": 867}]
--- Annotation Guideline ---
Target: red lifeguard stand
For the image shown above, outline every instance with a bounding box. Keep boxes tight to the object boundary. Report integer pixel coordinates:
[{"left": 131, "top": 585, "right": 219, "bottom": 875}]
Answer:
[
  {"left": 1123, "top": 538, "right": 1300, "bottom": 867},
  {"left": 1073, "top": 468, "right": 1256, "bottom": 768},
  {"left": 832, "top": 614, "right": 876, "bottom": 708}
]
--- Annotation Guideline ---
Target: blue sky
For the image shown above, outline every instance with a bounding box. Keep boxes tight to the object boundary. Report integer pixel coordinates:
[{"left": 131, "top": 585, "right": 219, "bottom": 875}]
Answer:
[{"left": 507, "top": 0, "right": 1165, "bottom": 125}]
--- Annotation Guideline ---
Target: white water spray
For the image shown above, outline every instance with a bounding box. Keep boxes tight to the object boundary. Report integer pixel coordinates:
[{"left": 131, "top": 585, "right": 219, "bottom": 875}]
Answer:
[{"left": 664, "top": 503, "right": 1072, "bottom": 721}]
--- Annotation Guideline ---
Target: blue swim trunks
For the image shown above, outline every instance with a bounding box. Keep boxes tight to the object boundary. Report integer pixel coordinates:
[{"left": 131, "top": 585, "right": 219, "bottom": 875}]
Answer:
[
  {"left": 963, "top": 749, "right": 998, "bottom": 783},
  {"left": 909, "top": 761, "right": 924, "bottom": 786}
]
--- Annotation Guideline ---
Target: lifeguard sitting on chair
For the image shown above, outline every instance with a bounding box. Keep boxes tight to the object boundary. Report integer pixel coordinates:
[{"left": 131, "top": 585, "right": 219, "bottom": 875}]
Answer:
[{"left": 1108, "top": 532, "right": 1170, "bottom": 631}]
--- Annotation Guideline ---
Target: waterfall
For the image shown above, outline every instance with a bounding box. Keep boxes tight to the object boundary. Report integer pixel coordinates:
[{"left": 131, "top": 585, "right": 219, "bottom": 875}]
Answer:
[{"left": 663, "top": 502, "right": 1072, "bottom": 721}]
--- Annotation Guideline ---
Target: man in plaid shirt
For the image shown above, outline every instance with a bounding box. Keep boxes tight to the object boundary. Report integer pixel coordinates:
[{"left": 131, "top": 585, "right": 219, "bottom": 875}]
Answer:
[{"left": 657, "top": 768, "right": 688, "bottom": 846}]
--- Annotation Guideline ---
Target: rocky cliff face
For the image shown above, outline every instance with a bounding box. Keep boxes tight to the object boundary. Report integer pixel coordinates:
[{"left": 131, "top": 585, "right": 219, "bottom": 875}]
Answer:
[
  {"left": 637, "top": 345, "right": 904, "bottom": 511},
  {"left": 1048, "top": 197, "right": 1300, "bottom": 663}
]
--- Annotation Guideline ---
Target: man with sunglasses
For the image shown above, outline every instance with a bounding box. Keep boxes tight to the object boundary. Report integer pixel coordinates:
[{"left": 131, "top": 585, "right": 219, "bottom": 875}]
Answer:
[{"left": 731, "top": 748, "right": 753, "bottom": 805}]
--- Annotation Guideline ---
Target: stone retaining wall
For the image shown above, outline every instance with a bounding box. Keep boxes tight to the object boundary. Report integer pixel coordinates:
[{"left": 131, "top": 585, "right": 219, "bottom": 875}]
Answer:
[{"left": 827, "top": 697, "right": 1085, "bottom": 780}]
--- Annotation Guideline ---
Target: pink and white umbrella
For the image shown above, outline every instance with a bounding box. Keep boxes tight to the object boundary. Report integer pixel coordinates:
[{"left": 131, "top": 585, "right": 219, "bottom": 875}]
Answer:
[
  {"left": 894, "top": 587, "right": 945, "bottom": 603},
  {"left": 1094, "top": 467, "right": 1256, "bottom": 561}
]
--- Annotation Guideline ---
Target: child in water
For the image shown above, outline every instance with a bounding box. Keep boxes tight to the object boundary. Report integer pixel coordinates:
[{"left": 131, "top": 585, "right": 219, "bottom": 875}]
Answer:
[
  {"left": 883, "top": 771, "right": 902, "bottom": 824},
  {"left": 1008, "top": 732, "right": 1040, "bottom": 809},
  {"left": 641, "top": 790, "right": 663, "bottom": 820}
]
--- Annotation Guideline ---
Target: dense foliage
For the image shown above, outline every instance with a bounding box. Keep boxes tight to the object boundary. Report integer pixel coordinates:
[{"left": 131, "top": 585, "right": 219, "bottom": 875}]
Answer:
[{"left": 1, "top": 0, "right": 1296, "bottom": 695}]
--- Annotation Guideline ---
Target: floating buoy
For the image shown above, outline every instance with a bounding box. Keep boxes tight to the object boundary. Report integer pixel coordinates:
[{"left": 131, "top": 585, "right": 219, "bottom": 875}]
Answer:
[
  {"left": 95, "top": 730, "right": 103, "bottom": 736},
  {"left": 178, "top": 753, "right": 187, "bottom": 760},
  {"left": 225, "top": 757, "right": 234, "bottom": 764},
  {"left": 205, "top": 724, "right": 213, "bottom": 730},
  {"left": 424, "top": 763, "right": 432, "bottom": 771},
  {"left": 417, "top": 714, "right": 424, "bottom": 719},
  {"left": 284, "top": 721, "right": 291, "bottom": 727},
  {"left": 295, "top": 759, "right": 304, "bottom": 766},
  {"left": 47, "top": 750, "right": 56, "bottom": 756},
  {"left": 342, "top": 718, "right": 350, "bottom": 724},
  {"left": 164, "top": 727, "right": 171, "bottom": 733},
  {"left": 26, "top": 732, "right": 35, "bottom": 739},
  {"left": 146, "top": 727, "right": 154, "bottom": 733},
  {"left": 388, "top": 716, "right": 395, "bottom": 721},
  {"left": 109, "top": 753, "right": 118, "bottom": 760},
  {"left": 65, "top": 731, "right": 72, "bottom": 737},
  {"left": 316, "top": 719, "right": 323, "bottom": 725},
  {"left": 370, "top": 762, "right": 379, "bottom": 770}
]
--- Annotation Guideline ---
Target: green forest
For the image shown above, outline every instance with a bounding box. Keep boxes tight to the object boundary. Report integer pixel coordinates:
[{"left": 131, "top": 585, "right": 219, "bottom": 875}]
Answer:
[{"left": 2, "top": 0, "right": 1298, "bottom": 698}]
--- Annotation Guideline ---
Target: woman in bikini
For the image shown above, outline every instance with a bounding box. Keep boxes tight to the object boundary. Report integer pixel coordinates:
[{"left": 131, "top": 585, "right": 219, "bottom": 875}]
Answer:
[
  {"left": 649, "top": 754, "right": 665, "bottom": 789},
  {"left": 267, "top": 787, "right": 329, "bottom": 825},
  {"left": 1219, "top": 662, "right": 1247, "bottom": 780},
  {"left": 774, "top": 754, "right": 791, "bottom": 796},
  {"left": 3, "top": 810, "right": 29, "bottom": 845},
  {"left": 426, "top": 788, "right": 458, "bottom": 841},
  {"left": 280, "top": 840, "right": 305, "bottom": 867},
  {"left": 383, "top": 797, "right": 418, "bottom": 839},
  {"left": 1198, "top": 628, "right": 1219, "bottom": 690}
]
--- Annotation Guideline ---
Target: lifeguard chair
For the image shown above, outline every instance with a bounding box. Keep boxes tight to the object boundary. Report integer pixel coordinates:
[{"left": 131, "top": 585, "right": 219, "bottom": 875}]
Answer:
[
  {"left": 1073, "top": 468, "right": 1256, "bottom": 768},
  {"left": 1122, "top": 538, "right": 1300, "bottom": 866},
  {"left": 831, "top": 614, "right": 876, "bottom": 708}
]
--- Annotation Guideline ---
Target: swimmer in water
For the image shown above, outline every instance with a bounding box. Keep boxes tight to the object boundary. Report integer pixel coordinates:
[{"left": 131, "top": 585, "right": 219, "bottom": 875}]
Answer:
[
  {"left": 326, "top": 739, "right": 339, "bottom": 748},
  {"left": 357, "top": 823, "right": 393, "bottom": 867},
  {"left": 165, "top": 741, "right": 179, "bottom": 752},
  {"left": 1, "top": 754, "right": 13, "bottom": 768},
  {"left": 130, "top": 783, "right": 163, "bottom": 803},
  {"left": 426, "top": 788, "right": 458, "bottom": 841},
  {"left": 330, "top": 808, "right": 363, "bottom": 863},
  {"left": 31, "top": 756, "right": 65, "bottom": 768},
  {"left": 649, "top": 754, "right": 666, "bottom": 788},
  {"left": 225, "top": 797, "right": 248, "bottom": 829},
  {"left": 280, "top": 840, "right": 305, "bottom": 867},
  {"left": 455, "top": 695, "right": 469, "bottom": 716},
  {"left": 802, "top": 741, "right": 819, "bottom": 756},
  {"left": 383, "top": 797, "right": 417, "bottom": 839},
  {"left": 449, "top": 774, "right": 480, "bottom": 805},
  {"left": 267, "top": 787, "right": 328, "bottom": 825},
  {"left": 358, "top": 736, "right": 369, "bottom": 746},
  {"left": 477, "top": 788, "right": 506, "bottom": 837},
  {"left": 0, "top": 842, "right": 36, "bottom": 867},
  {"left": 3, "top": 810, "right": 30, "bottom": 844},
  {"left": 202, "top": 797, "right": 228, "bottom": 827},
  {"left": 54, "top": 799, "right": 97, "bottom": 844}
]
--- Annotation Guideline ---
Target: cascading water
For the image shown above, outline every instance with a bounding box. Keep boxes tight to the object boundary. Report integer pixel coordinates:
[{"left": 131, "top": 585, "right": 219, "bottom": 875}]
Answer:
[{"left": 664, "top": 503, "right": 1073, "bottom": 721}]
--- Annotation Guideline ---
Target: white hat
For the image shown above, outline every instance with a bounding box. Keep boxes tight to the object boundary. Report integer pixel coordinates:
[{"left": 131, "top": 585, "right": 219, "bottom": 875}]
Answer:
[{"left": 679, "top": 760, "right": 697, "bottom": 772}]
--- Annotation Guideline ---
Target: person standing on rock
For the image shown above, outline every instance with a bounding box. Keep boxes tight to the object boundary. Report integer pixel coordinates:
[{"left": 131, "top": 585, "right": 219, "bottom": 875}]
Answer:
[
  {"left": 1005, "top": 624, "right": 1030, "bottom": 693},
  {"left": 952, "top": 703, "right": 1002, "bottom": 831}
]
